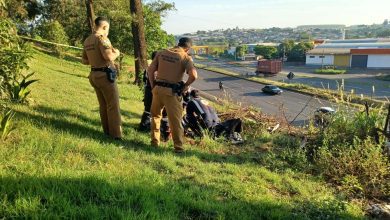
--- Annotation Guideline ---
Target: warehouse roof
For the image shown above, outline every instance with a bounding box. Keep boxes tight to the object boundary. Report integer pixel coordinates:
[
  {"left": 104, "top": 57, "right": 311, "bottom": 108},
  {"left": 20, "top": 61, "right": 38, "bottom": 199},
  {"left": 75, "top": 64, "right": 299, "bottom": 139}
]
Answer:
[
  {"left": 307, "top": 48, "right": 350, "bottom": 55},
  {"left": 324, "top": 38, "right": 390, "bottom": 44},
  {"left": 316, "top": 42, "right": 390, "bottom": 49}
]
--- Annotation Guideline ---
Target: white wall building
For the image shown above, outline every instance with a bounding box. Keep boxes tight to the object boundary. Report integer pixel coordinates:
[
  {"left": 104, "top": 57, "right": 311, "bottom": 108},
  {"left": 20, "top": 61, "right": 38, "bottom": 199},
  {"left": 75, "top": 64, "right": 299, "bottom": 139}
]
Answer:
[
  {"left": 306, "top": 54, "right": 334, "bottom": 65},
  {"left": 367, "top": 55, "right": 390, "bottom": 68}
]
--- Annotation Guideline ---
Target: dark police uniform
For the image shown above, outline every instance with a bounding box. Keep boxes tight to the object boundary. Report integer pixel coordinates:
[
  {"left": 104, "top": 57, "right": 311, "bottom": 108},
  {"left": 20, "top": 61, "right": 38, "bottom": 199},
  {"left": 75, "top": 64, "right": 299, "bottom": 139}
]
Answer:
[
  {"left": 186, "top": 98, "right": 219, "bottom": 137},
  {"left": 185, "top": 97, "right": 243, "bottom": 143}
]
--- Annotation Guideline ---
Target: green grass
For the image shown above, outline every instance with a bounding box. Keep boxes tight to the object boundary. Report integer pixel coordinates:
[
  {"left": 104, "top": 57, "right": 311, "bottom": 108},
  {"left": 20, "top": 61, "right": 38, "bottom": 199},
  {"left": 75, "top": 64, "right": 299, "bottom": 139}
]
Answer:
[
  {"left": 376, "top": 73, "right": 390, "bottom": 81},
  {"left": 314, "top": 69, "right": 347, "bottom": 74},
  {"left": 0, "top": 49, "right": 366, "bottom": 219}
]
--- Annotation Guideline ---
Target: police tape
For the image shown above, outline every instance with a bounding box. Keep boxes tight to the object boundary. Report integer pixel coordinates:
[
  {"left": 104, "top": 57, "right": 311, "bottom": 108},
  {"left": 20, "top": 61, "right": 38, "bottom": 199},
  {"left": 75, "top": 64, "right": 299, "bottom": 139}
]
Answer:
[
  {"left": 19, "top": 36, "right": 132, "bottom": 58},
  {"left": 20, "top": 36, "right": 83, "bottom": 50}
]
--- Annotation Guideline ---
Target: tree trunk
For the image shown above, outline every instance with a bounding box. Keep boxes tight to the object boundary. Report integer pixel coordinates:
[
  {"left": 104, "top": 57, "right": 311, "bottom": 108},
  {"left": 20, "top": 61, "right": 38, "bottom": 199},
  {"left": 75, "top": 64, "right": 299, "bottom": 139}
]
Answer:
[
  {"left": 130, "top": 0, "right": 148, "bottom": 86},
  {"left": 85, "top": 0, "right": 95, "bottom": 33}
]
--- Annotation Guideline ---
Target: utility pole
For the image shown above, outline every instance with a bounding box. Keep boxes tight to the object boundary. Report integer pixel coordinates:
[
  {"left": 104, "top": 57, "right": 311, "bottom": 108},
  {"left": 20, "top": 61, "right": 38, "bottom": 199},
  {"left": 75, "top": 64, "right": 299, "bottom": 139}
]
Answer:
[
  {"left": 85, "top": 0, "right": 95, "bottom": 33},
  {"left": 130, "top": 0, "right": 148, "bottom": 86}
]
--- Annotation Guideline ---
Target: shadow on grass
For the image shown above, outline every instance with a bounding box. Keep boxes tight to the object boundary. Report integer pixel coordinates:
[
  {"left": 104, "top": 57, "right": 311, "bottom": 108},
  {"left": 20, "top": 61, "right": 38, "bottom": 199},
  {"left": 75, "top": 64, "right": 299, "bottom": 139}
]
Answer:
[
  {"left": 12, "top": 104, "right": 259, "bottom": 166},
  {"left": 11, "top": 105, "right": 318, "bottom": 172},
  {"left": 13, "top": 104, "right": 262, "bottom": 166},
  {"left": 0, "top": 175, "right": 358, "bottom": 219}
]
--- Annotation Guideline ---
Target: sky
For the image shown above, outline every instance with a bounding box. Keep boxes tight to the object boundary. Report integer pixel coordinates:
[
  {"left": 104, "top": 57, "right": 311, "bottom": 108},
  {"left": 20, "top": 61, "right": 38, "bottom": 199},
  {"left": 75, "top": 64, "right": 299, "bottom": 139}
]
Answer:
[{"left": 158, "top": 0, "right": 390, "bottom": 35}]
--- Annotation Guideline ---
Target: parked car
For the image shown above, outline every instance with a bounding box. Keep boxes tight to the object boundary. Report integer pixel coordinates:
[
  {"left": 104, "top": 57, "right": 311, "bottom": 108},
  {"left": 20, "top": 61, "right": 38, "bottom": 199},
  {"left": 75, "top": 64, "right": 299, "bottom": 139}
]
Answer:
[
  {"left": 262, "top": 85, "right": 283, "bottom": 95},
  {"left": 314, "top": 107, "right": 336, "bottom": 126}
]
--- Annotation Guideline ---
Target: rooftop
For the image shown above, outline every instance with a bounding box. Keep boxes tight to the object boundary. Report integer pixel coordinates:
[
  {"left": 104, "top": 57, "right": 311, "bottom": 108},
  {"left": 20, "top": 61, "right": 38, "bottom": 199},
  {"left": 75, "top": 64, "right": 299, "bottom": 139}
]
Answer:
[
  {"left": 316, "top": 42, "right": 390, "bottom": 49},
  {"left": 307, "top": 48, "right": 350, "bottom": 55}
]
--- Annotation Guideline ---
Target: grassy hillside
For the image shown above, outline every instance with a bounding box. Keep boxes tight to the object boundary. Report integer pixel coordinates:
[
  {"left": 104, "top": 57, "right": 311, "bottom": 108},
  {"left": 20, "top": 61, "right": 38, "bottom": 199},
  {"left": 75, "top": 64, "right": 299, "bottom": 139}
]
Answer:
[{"left": 0, "top": 49, "right": 365, "bottom": 219}]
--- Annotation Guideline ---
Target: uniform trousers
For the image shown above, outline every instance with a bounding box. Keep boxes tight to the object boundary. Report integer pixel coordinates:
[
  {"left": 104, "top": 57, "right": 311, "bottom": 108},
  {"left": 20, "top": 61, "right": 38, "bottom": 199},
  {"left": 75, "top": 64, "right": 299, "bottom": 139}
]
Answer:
[
  {"left": 151, "top": 86, "right": 184, "bottom": 149},
  {"left": 89, "top": 71, "right": 122, "bottom": 138}
]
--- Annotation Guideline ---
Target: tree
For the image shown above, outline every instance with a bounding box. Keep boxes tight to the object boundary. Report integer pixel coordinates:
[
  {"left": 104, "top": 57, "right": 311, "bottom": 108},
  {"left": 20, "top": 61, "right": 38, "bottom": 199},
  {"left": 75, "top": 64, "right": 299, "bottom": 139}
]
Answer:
[
  {"left": 235, "top": 45, "right": 248, "bottom": 59},
  {"left": 288, "top": 42, "right": 314, "bottom": 62},
  {"left": 383, "top": 19, "right": 389, "bottom": 25},
  {"left": 1, "top": 0, "right": 41, "bottom": 22},
  {"left": 36, "top": 20, "right": 69, "bottom": 56},
  {"left": 0, "top": 18, "right": 31, "bottom": 97},
  {"left": 85, "top": 0, "right": 95, "bottom": 33},
  {"left": 130, "top": 0, "right": 148, "bottom": 85},
  {"left": 253, "top": 45, "right": 277, "bottom": 59},
  {"left": 377, "top": 29, "right": 390, "bottom": 37},
  {"left": 277, "top": 39, "right": 295, "bottom": 59},
  {"left": 143, "top": 0, "right": 175, "bottom": 57},
  {"left": 41, "top": 0, "right": 88, "bottom": 45}
]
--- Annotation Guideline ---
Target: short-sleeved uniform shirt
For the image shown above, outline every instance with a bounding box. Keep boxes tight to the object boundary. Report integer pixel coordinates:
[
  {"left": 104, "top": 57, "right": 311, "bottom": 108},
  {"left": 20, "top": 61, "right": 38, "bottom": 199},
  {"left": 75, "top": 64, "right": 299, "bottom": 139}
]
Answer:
[
  {"left": 149, "top": 46, "right": 194, "bottom": 84},
  {"left": 82, "top": 31, "right": 113, "bottom": 68}
]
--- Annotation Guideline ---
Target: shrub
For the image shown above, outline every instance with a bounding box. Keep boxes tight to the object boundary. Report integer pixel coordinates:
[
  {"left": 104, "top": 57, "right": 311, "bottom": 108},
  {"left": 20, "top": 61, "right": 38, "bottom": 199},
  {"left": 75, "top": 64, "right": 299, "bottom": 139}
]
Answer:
[
  {"left": 35, "top": 20, "right": 69, "bottom": 57},
  {"left": 261, "top": 134, "right": 310, "bottom": 172},
  {"left": 320, "top": 109, "right": 385, "bottom": 148},
  {"left": 308, "top": 107, "right": 390, "bottom": 199},
  {"left": 0, "top": 18, "right": 31, "bottom": 97},
  {"left": 314, "top": 69, "right": 347, "bottom": 74},
  {"left": 316, "top": 138, "right": 389, "bottom": 199}
]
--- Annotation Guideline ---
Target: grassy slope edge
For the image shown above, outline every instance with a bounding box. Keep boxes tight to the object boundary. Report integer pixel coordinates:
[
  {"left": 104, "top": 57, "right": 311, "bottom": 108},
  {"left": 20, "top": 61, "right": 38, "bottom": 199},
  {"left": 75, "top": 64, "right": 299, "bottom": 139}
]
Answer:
[{"left": 0, "top": 49, "right": 365, "bottom": 219}]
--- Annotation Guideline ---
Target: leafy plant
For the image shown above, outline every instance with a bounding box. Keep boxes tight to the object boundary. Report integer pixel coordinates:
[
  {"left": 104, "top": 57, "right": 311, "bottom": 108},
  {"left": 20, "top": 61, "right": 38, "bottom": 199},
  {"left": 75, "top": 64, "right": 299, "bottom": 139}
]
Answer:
[
  {"left": 8, "top": 73, "right": 38, "bottom": 103},
  {"left": 0, "top": 107, "right": 15, "bottom": 139},
  {"left": 0, "top": 18, "right": 32, "bottom": 98},
  {"left": 316, "top": 138, "right": 389, "bottom": 199}
]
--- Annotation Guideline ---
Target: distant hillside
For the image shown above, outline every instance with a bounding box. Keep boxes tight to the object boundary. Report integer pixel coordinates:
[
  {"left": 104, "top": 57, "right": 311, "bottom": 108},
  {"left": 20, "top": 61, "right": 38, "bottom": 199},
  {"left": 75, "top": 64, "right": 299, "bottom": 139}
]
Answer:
[{"left": 297, "top": 24, "right": 346, "bottom": 30}]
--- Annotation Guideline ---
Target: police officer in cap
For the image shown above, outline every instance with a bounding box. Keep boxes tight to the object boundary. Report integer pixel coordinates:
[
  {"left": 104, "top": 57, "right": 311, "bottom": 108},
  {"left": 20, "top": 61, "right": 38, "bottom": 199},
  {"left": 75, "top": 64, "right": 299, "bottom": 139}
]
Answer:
[
  {"left": 148, "top": 37, "right": 198, "bottom": 153},
  {"left": 82, "top": 17, "right": 122, "bottom": 140}
]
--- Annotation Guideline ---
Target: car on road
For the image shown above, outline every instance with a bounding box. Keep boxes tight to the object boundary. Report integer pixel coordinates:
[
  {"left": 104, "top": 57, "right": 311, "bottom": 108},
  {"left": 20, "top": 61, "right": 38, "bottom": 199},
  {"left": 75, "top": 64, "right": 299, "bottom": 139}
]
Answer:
[
  {"left": 262, "top": 85, "right": 283, "bottom": 95},
  {"left": 314, "top": 107, "right": 336, "bottom": 126}
]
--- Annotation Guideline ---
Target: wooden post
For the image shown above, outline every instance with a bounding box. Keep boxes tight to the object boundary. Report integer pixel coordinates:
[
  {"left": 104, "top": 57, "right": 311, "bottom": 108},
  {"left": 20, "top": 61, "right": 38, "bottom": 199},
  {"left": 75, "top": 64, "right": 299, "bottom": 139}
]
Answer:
[
  {"left": 384, "top": 104, "right": 390, "bottom": 139},
  {"left": 130, "top": 0, "right": 148, "bottom": 86}
]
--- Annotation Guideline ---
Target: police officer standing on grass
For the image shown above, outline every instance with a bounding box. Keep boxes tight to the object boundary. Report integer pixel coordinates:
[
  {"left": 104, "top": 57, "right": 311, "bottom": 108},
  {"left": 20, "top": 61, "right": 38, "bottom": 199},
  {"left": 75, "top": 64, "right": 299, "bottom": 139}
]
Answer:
[
  {"left": 147, "top": 37, "right": 198, "bottom": 153},
  {"left": 82, "top": 17, "right": 122, "bottom": 140}
]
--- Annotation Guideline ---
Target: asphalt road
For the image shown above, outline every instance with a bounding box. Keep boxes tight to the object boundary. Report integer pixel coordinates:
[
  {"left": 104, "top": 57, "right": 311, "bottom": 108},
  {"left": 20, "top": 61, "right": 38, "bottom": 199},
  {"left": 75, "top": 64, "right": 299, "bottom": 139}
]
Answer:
[
  {"left": 197, "top": 59, "right": 390, "bottom": 99},
  {"left": 192, "top": 68, "right": 334, "bottom": 126}
]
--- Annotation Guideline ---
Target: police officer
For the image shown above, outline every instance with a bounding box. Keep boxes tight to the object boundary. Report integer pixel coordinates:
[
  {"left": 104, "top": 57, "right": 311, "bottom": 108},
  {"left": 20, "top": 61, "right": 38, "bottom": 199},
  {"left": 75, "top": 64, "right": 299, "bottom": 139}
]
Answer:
[
  {"left": 139, "top": 51, "right": 157, "bottom": 131},
  {"left": 139, "top": 51, "right": 170, "bottom": 141},
  {"left": 185, "top": 90, "right": 244, "bottom": 145},
  {"left": 148, "top": 37, "right": 198, "bottom": 153},
  {"left": 82, "top": 17, "right": 122, "bottom": 139}
]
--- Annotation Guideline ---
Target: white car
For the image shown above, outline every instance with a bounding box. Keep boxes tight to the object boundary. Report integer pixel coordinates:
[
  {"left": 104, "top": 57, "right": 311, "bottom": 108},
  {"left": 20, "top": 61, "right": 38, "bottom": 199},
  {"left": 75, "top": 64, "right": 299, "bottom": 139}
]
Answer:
[{"left": 314, "top": 107, "right": 336, "bottom": 126}]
